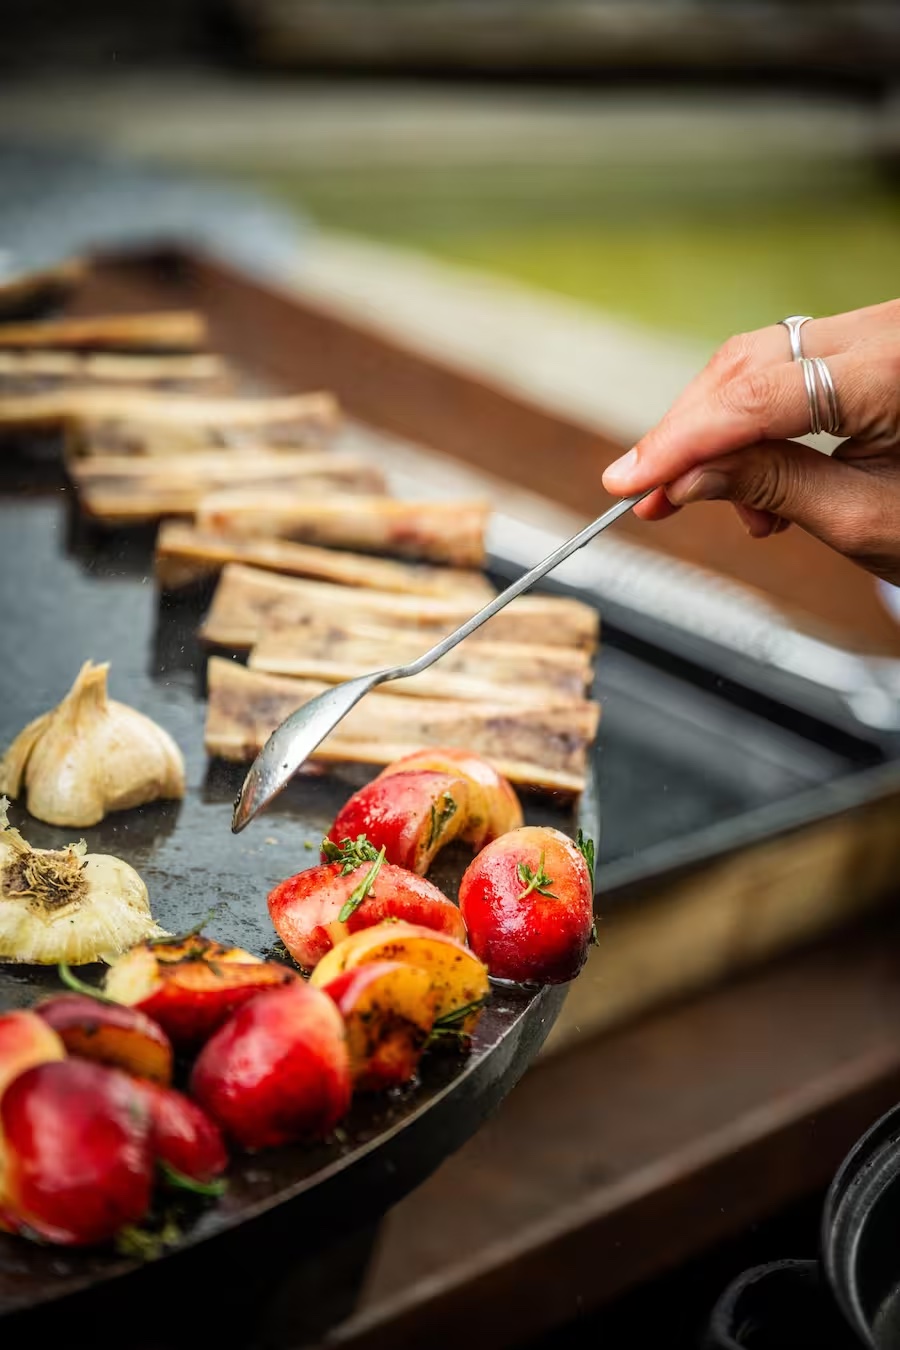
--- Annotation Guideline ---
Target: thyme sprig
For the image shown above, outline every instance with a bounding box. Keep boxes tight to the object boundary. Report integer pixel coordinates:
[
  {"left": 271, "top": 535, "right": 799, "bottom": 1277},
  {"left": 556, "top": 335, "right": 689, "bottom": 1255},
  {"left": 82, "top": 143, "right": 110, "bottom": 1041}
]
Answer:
[
  {"left": 322, "top": 834, "right": 380, "bottom": 875},
  {"left": 516, "top": 851, "right": 557, "bottom": 901},
  {"left": 338, "top": 845, "right": 386, "bottom": 922}
]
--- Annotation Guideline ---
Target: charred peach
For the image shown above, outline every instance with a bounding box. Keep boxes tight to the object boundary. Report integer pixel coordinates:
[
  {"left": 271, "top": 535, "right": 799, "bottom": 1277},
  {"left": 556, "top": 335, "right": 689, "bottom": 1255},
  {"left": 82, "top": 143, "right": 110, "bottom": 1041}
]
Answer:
[
  {"left": 104, "top": 933, "right": 298, "bottom": 1048},
  {"left": 323, "top": 960, "right": 437, "bottom": 1090},
  {"left": 34, "top": 993, "right": 173, "bottom": 1086},
  {"left": 310, "top": 920, "right": 489, "bottom": 1037},
  {"left": 377, "top": 748, "right": 522, "bottom": 849}
]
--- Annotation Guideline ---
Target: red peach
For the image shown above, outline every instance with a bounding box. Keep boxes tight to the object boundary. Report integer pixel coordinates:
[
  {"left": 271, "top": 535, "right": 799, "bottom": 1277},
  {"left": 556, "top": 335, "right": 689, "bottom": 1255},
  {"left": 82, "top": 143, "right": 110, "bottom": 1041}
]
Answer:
[
  {"left": 0, "top": 1010, "right": 65, "bottom": 1102},
  {"left": 268, "top": 859, "right": 465, "bottom": 970},
  {"left": 325, "top": 771, "right": 471, "bottom": 874},
  {"left": 190, "top": 983, "right": 351, "bottom": 1151},
  {"left": 376, "top": 748, "right": 523, "bottom": 848},
  {"left": 0, "top": 1059, "right": 153, "bottom": 1246},
  {"left": 458, "top": 826, "right": 594, "bottom": 985},
  {"left": 136, "top": 1080, "right": 227, "bottom": 1184}
]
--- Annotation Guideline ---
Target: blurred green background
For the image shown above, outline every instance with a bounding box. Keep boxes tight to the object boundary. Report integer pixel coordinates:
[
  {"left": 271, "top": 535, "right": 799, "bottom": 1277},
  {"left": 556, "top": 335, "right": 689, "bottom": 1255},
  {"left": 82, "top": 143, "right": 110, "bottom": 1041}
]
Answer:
[{"left": 238, "top": 152, "right": 900, "bottom": 341}]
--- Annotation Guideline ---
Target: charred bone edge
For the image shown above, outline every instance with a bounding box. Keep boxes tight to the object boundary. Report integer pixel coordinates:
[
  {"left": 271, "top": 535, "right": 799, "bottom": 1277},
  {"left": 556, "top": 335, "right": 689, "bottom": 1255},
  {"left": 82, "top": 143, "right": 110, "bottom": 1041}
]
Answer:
[
  {"left": 153, "top": 521, "right": 497, "bottom": 602},
  {"left": 70, "top": 455, "right": 388, "bottom": 524},
  {"left": 195, "top": 493, "right": 490, "bottom": 569},
  {"left": 199, "top": 563, "right": 600, "bottom": 653},
  {"left": 205, "top": 656, "right": 599, "bottom": 795},
  {"left": 0, "top": 310, "right": 207, "bottom": 352},
  {"left": 63, "top": 392, "right": 340, "bottom": 454},
  {"left": 490, "top": 512, "right": 900, "bottom": 732}
]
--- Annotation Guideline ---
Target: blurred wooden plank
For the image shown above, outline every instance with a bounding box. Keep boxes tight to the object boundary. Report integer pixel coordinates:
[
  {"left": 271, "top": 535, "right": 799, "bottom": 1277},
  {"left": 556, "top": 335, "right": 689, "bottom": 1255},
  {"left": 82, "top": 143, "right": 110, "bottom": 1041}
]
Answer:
[
  {"left": 321, "top": 915, "right": 900, "bottom": 1350},
  {"left": 234, "top": 1, "right": 900, "bottom": 81}
]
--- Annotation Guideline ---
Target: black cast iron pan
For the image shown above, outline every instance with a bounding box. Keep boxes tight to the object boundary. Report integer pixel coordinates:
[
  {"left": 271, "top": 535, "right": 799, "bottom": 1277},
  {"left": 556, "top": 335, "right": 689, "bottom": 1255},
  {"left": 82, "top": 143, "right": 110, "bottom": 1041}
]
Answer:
[{"left": 0, "top": 478, "right": 587, "bottom": 1344}]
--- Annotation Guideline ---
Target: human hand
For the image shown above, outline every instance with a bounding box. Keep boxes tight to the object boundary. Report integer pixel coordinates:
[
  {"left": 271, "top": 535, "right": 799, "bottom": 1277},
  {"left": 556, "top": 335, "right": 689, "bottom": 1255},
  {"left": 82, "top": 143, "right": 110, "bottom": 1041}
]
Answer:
[{"left": 601, "top": 299, "right": 900, "bottom": 586}]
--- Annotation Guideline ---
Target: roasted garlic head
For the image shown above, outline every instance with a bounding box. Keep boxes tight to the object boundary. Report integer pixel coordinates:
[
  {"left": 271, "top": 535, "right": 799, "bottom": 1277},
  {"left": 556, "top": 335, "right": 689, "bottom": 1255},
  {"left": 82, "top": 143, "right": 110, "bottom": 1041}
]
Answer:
[
  {"left": 0, "top": 799, "right": 161, "bottom": 964},
  {"left": 0, "top": 661, "right": 185, "bottom": 828}
]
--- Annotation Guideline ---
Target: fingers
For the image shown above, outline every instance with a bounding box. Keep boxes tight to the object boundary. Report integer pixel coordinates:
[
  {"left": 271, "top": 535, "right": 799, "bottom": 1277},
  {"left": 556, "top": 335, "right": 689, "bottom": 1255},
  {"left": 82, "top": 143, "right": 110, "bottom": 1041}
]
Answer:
[
  {"left": 602, "top": 345, "right": 890, "bottom": 498},
  {"left": 664, "top": 437, "right": 899, "bottom": 564}
]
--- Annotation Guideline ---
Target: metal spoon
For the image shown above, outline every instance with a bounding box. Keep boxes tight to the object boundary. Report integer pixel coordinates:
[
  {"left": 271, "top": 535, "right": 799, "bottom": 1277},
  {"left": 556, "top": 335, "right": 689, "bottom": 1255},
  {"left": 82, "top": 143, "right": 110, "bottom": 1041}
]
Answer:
[{"left": 232, "top": 490, "right": 652, "bottom": 832}]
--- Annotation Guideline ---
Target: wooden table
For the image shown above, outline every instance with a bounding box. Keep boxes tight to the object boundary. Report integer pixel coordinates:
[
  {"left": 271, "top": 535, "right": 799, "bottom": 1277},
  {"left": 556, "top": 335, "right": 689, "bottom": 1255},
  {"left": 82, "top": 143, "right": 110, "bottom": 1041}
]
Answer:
[{"left": 311, "top": 912, "right": 900, "bottom": 1349}]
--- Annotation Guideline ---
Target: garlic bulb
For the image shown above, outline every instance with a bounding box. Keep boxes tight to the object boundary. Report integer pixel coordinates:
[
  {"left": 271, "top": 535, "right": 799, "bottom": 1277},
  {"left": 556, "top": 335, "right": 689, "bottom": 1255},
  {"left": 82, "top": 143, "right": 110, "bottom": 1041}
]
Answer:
[
  {"left": 0, "top": 661, "right": 185, "bottom": 828},
  {"left": 0, "top": 799, "right": 162, "bottom": 964}
]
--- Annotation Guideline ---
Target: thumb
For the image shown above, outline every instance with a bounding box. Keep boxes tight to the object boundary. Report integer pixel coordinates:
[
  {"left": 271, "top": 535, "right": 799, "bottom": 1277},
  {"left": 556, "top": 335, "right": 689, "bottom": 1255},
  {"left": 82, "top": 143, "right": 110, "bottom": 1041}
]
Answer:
[{"left": 665, "top": 439, "right": 893, "bottom": 564}]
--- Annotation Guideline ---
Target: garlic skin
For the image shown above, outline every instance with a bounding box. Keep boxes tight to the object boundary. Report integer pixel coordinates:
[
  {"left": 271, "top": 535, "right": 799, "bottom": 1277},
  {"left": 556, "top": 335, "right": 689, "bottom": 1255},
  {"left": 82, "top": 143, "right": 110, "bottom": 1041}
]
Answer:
[
  {"left": 0, "top": 799, "right": 162, "bottom": 964},
  {"left": 0, "top": 661, "right": 185, "bottom": 828}
]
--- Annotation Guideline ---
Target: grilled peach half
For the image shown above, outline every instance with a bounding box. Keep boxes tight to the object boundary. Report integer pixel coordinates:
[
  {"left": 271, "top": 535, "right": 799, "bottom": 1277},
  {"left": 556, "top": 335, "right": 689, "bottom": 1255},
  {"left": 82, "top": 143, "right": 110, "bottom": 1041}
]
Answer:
[
  {"left": 34, "top": 993, "right": 173, "bottom": 1086},
  {"left": 376, "top": 748, "right": 523, "bottom": 849},
  {"left": 310, "top": 921, "right": 489, "bottom": 1038},
  {"left": 104, "top": 934, "right": 298, "bottom": 1048},
  {"left": 323, "top": 960, "right": 437, "bottom": 1091},
  {"left": 324, "top": 771, "right": 473, "bottom": 875}
]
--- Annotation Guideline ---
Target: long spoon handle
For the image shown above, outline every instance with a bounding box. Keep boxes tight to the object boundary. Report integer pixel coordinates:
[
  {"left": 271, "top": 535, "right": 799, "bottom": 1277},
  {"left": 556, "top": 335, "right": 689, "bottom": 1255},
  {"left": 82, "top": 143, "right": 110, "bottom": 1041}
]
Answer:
[{"left": 397, "top": 490, "right": 652, "bottom": 679}]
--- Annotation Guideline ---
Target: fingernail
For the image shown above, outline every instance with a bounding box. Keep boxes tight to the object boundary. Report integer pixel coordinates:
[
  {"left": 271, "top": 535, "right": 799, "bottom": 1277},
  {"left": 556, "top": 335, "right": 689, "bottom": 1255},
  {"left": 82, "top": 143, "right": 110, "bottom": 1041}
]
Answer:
[
  {"left": 667, "top": 468, "right": 730, "bottom": 505},
  {"left": 603, "top": 448, "right": 639, "bottom": 490}
]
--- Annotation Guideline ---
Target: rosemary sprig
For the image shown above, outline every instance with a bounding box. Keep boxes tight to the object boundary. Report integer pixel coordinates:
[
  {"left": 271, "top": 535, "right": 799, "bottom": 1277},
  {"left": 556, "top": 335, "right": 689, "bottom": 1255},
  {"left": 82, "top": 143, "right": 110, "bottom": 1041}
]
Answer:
[
  {"left": 516, "top": 851, "right": 557, "bottom": 901},
  {"left": 338, "top": 845, "right": 386, "bottom": 922},
  {"left": 427, "top": 996, "right": 489, "bottom": 1046},
  {"left": 322, "top": 834, "right": 380, "bottom": 876},
  {"left": 576, "top": 829, "right": 595, "bottom": 890},
  {"left": 426, "top": 792, "right": 458, "bottom": 849},
  {"left": 575, "top": 830, "right": 599, "bottom": 945}
]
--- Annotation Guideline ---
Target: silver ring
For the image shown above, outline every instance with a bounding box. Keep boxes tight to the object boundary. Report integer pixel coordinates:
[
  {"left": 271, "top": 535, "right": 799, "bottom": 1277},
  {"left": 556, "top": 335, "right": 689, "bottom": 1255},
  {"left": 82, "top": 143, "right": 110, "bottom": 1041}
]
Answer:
[
  {"left": 800, "top": 357, "right": 821, "bottom": 435},
  {"left": 813, "top": 356, "right": 840, "bottom": 435},
  {"left": 780, "top": 314, "right": 813, "bottom": 362}
]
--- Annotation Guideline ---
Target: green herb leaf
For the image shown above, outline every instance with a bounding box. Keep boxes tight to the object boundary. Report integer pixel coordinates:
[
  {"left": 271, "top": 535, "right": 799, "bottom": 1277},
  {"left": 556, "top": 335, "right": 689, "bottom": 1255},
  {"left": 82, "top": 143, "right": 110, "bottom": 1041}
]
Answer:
[
  {"left": 516, "top": 851, "right": 557, "bottom": 901},
  {"left": 115, "top": 1215, "right": 183, "bottom": 1263},
  {"left": 590, "top": 917, "right": 600, "bottom": 948},
  {"left": 338, "top": 845, "right": 386, "bottom": 923},
  {"left": 576, "top": 829, "right": 596, "bottom": 891},
  {"left": 159, "top": 1160, "right": 227, "bottom": 1199},
  {"left": 58, "top": 960, "right": 118, "bottom": 1004},
  {"left": 322, "top": 834, "right": 380, "bottom": 876},
  {"left": 427, "top": 996, "right": 488, "bottom": 1046},
  {"left": 426, "top": 792, "right": 458, "bottom": 850}
]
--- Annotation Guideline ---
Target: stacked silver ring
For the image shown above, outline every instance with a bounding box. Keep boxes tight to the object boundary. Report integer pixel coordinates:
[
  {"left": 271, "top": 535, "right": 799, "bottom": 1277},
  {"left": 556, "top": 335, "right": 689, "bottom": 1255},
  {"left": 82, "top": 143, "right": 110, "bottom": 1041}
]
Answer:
[{"left": 779, "top": 315, "right": 841, "bottom": 435}]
